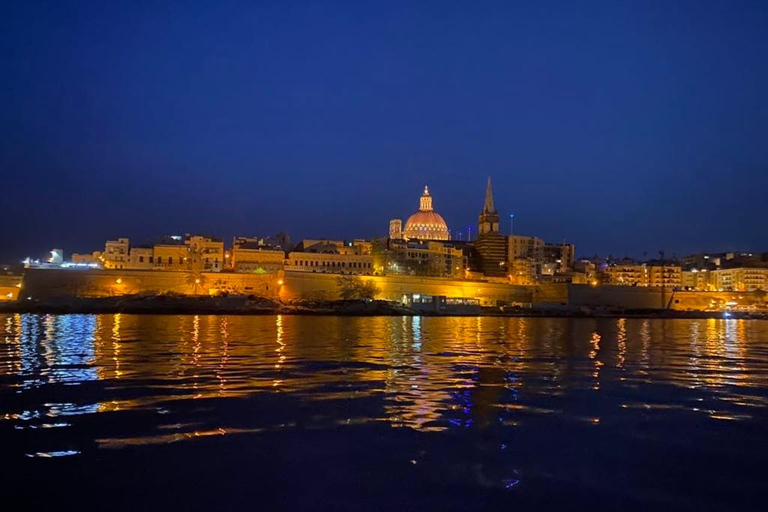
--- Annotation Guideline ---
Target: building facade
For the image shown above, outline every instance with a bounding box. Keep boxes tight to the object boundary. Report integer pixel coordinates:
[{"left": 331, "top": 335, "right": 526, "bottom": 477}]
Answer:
[
  {"left": 186, "top": 235, "right": 224, "bottom": 272},
  {"left": 103, "top": 238, "right": 130, "bottom": 269},
  {"left": 231, "top": 243, "right": 285, "bottom": 274},
  {"left": 381, "top": 238, "right": 467, "bottom": 278},
  {"left": 474, "top": 178, "right": 508, "bottom": 277},
  {"left": 602, "top": 264, "right": 682, "bottom": 288},
  {"left": 710, "top": 268, "right": 768, "bottom": 291},
  {"left": 286, "top": 252, "right": 373, "bottom": 275}
]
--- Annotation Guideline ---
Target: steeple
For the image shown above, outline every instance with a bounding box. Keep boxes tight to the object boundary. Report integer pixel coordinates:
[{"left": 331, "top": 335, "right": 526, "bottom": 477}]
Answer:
[
  {"left": 483, "top": 176, "right": 496, "bottom": 214},
  {"left": 478, "top": 176, "right": 500, "bottom": 235}
]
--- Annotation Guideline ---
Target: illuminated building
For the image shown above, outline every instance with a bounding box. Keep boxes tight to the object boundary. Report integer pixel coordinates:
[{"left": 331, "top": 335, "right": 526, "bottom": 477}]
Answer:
[
  {"left": 473, "top": 177, "right": 508, "bottom": 277},
  {"left": 541, "top": 243, "right": 574, "bottom": 274},
  {"left": 231, "top": 241, "right": 285, "bottom": 274},
  {"left": 185, "top": 235, "right": 224, "bottom": 272},
  {"left": 129, "top": 247, "right": 154, "bottom": 269},
  {"left": 286, "top": 252, "right": 373, "bottom": 274},
  {"left": 379, "top": 238, "right": 467, "bottom": 278},
  {"left": 602, "top": 264, "right": 682, "bottom": 287},
  {"left": 153, "top": 241, "right": 189, "bottom": 270},
  {"left": 710, "top": 267, "right": 768, "bottom": 291},
  {"left": 297, "top": 239, "right": 370, "bottom": 256},
  {"left": 103, "top": 238, "right": 130, "bottom": 269},
  {"left": 394, "top": 186, "right": 450, "bottom": 241},
  {"left": 508, "top": 235, "right": 544, "bottom": 262},
  {"left": 508, "top": 235, "right": 574, "bottom": 277},
  {"left": 682, "top": 269, "right": 711, "bottom": 290},
  {"left": 509, "top": 257, "right": 536, "bottom": 285}
]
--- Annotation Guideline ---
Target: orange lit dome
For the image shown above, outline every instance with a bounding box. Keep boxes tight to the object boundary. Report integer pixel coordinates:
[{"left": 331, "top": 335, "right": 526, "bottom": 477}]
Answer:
[{"left": 403, "top": 186, "right": 450, "bottom": 241}]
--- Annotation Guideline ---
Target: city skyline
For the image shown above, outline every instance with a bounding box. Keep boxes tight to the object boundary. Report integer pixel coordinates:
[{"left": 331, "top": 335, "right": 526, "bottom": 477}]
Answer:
[{"left": 3, "top": 177, "right": 764, "bottom": 263}]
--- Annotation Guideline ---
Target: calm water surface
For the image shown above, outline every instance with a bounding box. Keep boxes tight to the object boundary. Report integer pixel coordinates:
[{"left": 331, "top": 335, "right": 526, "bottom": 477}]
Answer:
[{"left": 2, "top": 314, "right": 767, "bottom": 511}]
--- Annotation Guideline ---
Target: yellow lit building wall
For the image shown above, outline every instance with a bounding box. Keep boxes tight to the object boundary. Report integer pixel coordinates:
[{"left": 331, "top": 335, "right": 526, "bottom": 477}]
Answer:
[
  {"left": 153, "top": 244, "right": 190, "bottom": 270},
  {"left": 682, "top": 270, "right": 712, "bottom": 290},
  {"left": 286, "top": 252, "right": 373, "bottom": 275},
  {"left": 510, "top": 258, "right": 535, "bottom": 285},
  {"left": 103, "top": 238, "right": 130, "bottom": 269},
  {"left": 129, "top": 247, "right": 154, "bottom": 269},
  {"left": 231, "top": 248, "right": 285, "bottom": 273},
  {"left": 186, "top": 236, "right": 224, "bottom": 272},
  {"left": 711, "top": 268, "right": 768, "bottom": 291},
  {"left": 603, "top": 265, "right": 682, "bottom": 287}
]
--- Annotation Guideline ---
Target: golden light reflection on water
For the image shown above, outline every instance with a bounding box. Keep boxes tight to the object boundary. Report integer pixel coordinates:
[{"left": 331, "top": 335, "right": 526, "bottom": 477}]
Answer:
[{"left": 0, "top": 314, "right": 767, "bottom": 449}]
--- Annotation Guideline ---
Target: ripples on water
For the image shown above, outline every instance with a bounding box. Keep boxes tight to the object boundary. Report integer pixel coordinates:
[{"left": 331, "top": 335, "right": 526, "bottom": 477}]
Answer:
[{"left": 2, "top": 314, "right": 768, "bottom": 511}]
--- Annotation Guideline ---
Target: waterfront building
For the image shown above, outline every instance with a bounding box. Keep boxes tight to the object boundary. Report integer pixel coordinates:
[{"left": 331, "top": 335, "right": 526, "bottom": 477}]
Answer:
[
  {"left": 508, "top": 235, "right": 574, "bottom": 276},
  {"left": 286, "top": 252, "right": 373, "bottom": 275},
  {"left": 380, "top": 238, "right": 467, "bottom": 278},
  {"left": 231, "top": 242, "right": 285, "bottom": 274},
  {"left": 710, "top": 267, "right": 768, "bottom": 291},
  {"left": 574, "top": 260, "right": 598, "bottom": 285},
  {"left": 153, "top": 240, "right": 189, "bottom": 270},
  {"left": 509, "top": 257, "right": 536, "bottom": 285},
  {"left": 602, "top": 264, "right": 682, "bottom": 288},
  {"left": 473, "top": 178, "right": 508, "bottom": 277},
  {"left": 393, "top": 186, "right": 450, "bottom": 241},
  {"left": 508, "top": 235, "right": 544, "bottom": 262},
  {"left": 129, "top": 247, "right": 154, "bottom": 269},
  {"left": 186, "top": 235, "right": 224, "bottom": 272},
  {"left": 103, "top": 238, "right": 130, "bottom": 269},
  {"left": 541, "top": 243, "right": 575, "bottom": 274},
  {"left": 682, "top": 269, "right": 712, "bottom": 290}
]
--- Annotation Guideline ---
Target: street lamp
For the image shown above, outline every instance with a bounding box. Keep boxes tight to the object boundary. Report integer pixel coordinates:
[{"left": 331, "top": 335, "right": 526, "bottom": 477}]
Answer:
[{"left": 509, "top": 213, "right": 515, "bottom": 236}]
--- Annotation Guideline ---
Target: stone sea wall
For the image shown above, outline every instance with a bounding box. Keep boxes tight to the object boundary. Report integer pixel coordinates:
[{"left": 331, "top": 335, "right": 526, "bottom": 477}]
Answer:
[
  {"left": 280, "top": 271, "right": 532, "bottom": 305},
  {"left": 567, "top": 284, "right": 764, "bottom": 310},
  {"left": 14, "top": 269, "right": 764, "bottom": 311},
  {"left": 0, "top": 274, "right": 23, "bottom": 302},
  {"left": 22, "top": 268, "right": 282, "bottom": 299}
]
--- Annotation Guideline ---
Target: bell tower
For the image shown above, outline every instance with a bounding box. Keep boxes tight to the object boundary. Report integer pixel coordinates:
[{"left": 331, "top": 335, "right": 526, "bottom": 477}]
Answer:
[
  {"left": 478, "top": 177, "right": 500, "bottom": 234},
  {"left": 473, "top": 177, "right": 508, "bottom": 277}
]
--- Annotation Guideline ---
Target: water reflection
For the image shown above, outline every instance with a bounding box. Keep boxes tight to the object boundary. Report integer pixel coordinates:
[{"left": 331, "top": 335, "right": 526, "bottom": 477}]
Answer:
[{"left": 1, "top": 314, "right": 767, "bottom": 452}]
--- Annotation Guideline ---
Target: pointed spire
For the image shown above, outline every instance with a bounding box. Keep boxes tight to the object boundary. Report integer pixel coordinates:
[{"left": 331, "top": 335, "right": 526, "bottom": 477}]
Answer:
[{"left": 484, "top": 176, "right": 496, "bottom": 214}]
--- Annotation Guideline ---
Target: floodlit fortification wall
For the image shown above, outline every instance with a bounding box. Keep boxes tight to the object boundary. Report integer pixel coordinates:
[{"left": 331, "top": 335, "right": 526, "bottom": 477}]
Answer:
[
  {"left": 568, "top": 285, "right": 668, "bottom": 309},
  {"left": 667, "top": 290, "right": 765, "bottom": 311},
  {"left": 281, "top": 271, "right": 532, "bottom": 305},
  {"left": 0, "top": 275, "right": 22, "bottom": 301},
  {"left": 531, "top": 284, "right": 569, "bottom": 306},
  {"left": 21, "top": 268, "right": 282, "bottom": 299},
  {"left": 567, "top": 284, "right": 765, "bottom": 310}
]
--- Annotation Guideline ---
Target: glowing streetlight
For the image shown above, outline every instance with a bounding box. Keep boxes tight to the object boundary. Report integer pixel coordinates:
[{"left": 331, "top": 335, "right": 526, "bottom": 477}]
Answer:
[
  {"left": 509, "top": 213, "right": 515, "bottom": 235},
  {"left": 115, "top": 278, "right": 122, "bottom": 284}
]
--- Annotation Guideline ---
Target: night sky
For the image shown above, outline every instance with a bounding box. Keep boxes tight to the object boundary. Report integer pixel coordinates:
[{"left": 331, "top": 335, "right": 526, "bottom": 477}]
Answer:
[{"left": 2, "top": 0, "right": 766, "bottom": 262}]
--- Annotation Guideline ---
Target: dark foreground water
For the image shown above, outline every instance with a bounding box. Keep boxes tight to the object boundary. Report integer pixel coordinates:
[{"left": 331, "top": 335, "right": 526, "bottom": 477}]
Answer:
[{"left": 2, "top": 314, "right": 767, "bottom": 511}]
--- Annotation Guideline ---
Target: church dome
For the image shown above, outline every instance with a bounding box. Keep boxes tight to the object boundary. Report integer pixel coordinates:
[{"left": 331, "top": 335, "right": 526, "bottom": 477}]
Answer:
[{"left": 403, "top": 186, "right": 450, "bottom": 241}]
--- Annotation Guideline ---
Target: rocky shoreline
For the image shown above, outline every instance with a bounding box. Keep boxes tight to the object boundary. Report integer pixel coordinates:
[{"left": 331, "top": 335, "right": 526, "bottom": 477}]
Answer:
[{"left": 0, "top": 294, "right": 766, "bottom": 319}]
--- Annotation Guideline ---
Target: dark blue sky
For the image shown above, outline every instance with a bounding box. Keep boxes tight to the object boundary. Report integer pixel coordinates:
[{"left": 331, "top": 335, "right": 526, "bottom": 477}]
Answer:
[{"left": 2, "top": 0, "right": 766, "bottom": 261}]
